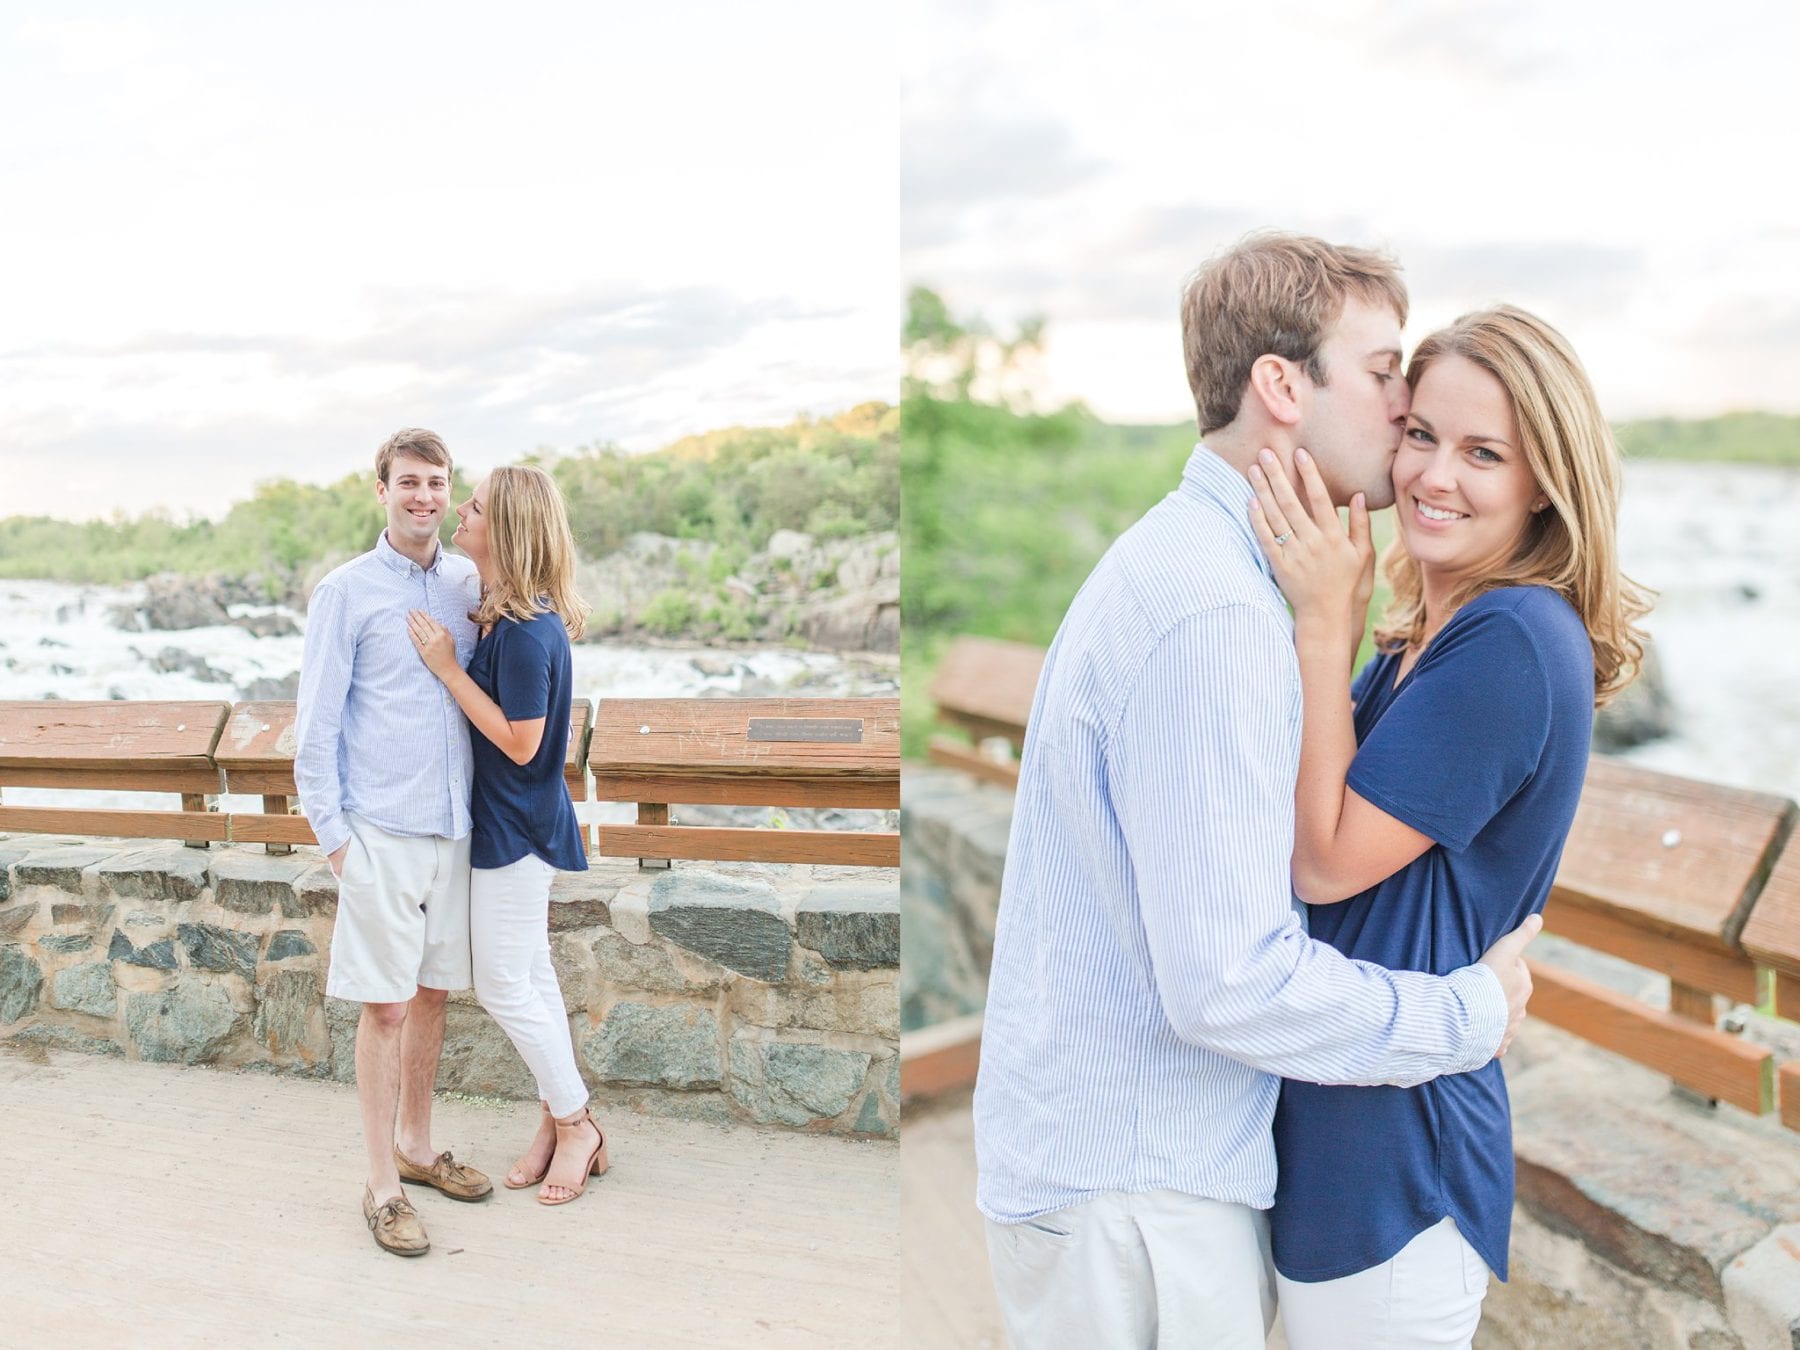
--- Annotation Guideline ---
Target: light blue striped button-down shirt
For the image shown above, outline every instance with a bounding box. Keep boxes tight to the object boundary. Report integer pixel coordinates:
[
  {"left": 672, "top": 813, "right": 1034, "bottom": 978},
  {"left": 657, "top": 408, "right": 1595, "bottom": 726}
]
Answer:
[
  {"left": 294, "top": 531, "right": 479, "bottom": 856},
  {"left": 973, "top": 445, "right": 1507, "bottom": 1224}
]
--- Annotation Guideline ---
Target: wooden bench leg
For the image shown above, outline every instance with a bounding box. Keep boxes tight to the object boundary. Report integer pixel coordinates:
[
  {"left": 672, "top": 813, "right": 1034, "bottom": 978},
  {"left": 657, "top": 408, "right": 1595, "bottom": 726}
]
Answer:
[
  {"left": 1669, "top": 980, "right": 1720, "bottom": 1108},
  {"left": 262, "top": 796, "right": 294, "bottom": 855},
  {"left": 181, "top": 793, "right": 215, "bottom": 850},
  {"left": 637, "top": 802, "right": 671, "bottom": 870}
]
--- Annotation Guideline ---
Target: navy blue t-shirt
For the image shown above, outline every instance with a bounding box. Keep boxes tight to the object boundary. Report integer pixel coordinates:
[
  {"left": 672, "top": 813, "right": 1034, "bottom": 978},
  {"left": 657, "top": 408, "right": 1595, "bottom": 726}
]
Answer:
[
  {"left": 1270, "top": 586, "right": 1594, "bottom": 1284},
  {"left": 465, "top": 609, "right": 588, "bottom": 873}
]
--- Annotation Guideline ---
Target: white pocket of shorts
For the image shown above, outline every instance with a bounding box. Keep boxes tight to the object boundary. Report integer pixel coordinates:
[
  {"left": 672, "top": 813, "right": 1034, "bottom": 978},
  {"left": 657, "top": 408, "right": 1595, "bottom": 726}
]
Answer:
[{"left": 1019, "top": 1217, "right": 1074, "bottom": 1243}]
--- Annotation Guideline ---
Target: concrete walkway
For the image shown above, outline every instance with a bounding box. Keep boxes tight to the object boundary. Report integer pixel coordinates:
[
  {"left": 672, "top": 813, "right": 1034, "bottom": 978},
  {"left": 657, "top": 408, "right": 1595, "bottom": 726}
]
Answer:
[{"left": 0, "top": 1044, "right": 897, "bottom": 1348}]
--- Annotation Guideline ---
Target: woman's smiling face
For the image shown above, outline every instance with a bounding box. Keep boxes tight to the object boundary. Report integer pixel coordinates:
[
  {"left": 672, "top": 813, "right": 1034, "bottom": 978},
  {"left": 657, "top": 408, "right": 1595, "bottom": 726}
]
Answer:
[
  {"left": 1392, "top": 353, "right": 1547, "bottom": 592},
  {"left": 452, "top": 475, "right": 492, "bottom": 566}
]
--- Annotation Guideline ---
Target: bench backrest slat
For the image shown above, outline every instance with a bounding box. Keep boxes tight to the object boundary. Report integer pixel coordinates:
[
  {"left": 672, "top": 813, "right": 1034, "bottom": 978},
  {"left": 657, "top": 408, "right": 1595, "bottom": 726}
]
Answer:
[
  {"left": 590, "top": 697, "right": 898, "bottom": 783},
  {"left": 1551, "top": 757, "right": 1794, "bottom": 953},
  {"left": 928, "top": 638, "right": 1041, "bottom": 747}
]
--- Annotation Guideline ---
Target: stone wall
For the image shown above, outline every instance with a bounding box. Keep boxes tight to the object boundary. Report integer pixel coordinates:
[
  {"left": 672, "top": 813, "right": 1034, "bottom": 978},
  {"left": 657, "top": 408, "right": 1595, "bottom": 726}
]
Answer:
[
  {"left": 0, "top": 835, "right": 899, "bottom": 1139},
  {"left": 902, "top": 762, "right": 1800, "bottom": 1346}
]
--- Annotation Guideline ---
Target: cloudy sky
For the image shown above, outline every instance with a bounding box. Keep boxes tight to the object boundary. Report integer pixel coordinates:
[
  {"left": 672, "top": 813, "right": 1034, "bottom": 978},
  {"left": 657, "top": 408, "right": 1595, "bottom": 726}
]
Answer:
[
  {"left": 904, "top": 0, "right": 1800, "bottom": 425},
  {"left": 1, "top": 2, "right": 895, "bottom": 520}
]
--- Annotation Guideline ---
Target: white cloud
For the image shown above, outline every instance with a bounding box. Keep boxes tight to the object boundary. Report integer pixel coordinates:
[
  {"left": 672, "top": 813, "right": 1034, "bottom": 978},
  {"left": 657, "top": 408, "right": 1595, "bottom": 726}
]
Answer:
[
  {"left": 905, "top": 0, "right": 1800, "bottom": 423},
  {"left": 0, "top": 1, "right": 896, "bottom": 519}
]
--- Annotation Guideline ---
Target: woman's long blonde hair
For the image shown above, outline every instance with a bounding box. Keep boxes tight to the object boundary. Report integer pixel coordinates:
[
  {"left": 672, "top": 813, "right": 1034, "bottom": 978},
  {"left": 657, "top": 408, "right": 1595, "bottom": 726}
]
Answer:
[
  {"left": 1373, "top": 305, "right": 1651, "bottom": 706},
  {"left": 470, "top": 464, "right": 589, "bottom": 641}
]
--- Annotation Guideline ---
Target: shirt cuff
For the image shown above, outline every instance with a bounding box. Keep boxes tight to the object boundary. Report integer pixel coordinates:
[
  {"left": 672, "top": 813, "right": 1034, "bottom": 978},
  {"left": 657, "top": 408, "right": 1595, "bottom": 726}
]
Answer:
[
  {"left": 311, "top": 813, "right": 351, "bottom": 858},
  {"left": 1445, "top": 962, "right": 1507, "bottom": 1074}
]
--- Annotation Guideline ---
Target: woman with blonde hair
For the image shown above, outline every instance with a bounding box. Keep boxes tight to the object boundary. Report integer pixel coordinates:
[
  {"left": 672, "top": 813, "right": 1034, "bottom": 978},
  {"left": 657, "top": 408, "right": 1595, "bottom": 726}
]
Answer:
[
  {"left": 1245, "top": 305, "right": 1650, "bottom": 1345},
  {"left": 408, "top": 463, "right": 607, "bottom": 1206}
]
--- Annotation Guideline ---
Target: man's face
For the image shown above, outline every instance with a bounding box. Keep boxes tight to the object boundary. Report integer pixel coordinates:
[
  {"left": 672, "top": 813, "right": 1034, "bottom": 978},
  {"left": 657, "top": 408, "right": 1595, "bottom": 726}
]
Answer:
[
  {"left": 1293, "top": 297, "right": 1409, "bottom": 509},
  {"left": 376, "top": 453, "right": 451, "bottom": 550}
]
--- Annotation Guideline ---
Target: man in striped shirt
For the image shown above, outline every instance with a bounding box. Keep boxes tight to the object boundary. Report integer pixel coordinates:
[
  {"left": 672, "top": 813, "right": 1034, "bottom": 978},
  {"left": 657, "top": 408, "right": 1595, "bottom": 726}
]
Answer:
[
  {"left": 295, "top": 428, "right": 492, "bottom": 1257},
  {"left": 973, "top": 234, "right": 1541, "bottom": 1346}
]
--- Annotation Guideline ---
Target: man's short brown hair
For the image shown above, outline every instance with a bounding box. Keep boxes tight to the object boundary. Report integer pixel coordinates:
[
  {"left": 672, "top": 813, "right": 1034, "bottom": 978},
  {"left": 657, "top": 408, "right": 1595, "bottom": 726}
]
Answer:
[
  {"left": 1181, "top": 232, "right": 1409, "bottom": 436},
  {"left": 375, "top": 428, "right": 452, "bottom": 484}
]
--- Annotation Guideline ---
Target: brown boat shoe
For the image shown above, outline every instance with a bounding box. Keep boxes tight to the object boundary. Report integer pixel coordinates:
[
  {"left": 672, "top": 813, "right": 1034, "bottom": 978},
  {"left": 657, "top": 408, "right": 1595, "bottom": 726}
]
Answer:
[
  {"left": 394, "top": 1147, "right": 494, "bottom": 1202},
  {"left": 362, "top": 1187, "right": 430, "bottom": 1257}
]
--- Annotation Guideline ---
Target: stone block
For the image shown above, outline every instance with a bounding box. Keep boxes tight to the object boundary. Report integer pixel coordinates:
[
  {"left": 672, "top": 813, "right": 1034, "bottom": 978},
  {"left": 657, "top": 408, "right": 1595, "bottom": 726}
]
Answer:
[
  {"left": 547, "top": 870, "right": 622, "bottom": 932},
  {"left": 284, "top": 866, "right": 338, "bottom": 919},
  {"left": 50, "top": 962, "right": 116, "bottom": 1017},
  {"left": 123, "top": 910, "right": 165, "bottom": 928},
  {"left": 647, "top": 872, "right": 791, "bottom": 983},
  {"left": 795, "top": 883, "right": 900, "bottom": 970},
  {"left": 851, "top": 1055, "right": 900, "bottom": 1138},
  {"left": 900, "top": 866, "right": 987, "bottom": 1031},
  {"left": 1723, "top": 1223, "right": 1800, "bottom": 1350},
  {"left": 209, "top": 854, "right": 311, "bottom": 916},
  {"left": 38, "top": 932, "right": 92, "bottom": 954},
  {"left": 16, "top": 846, "right": 114, "bottom": 894},
  {"left": 727, "top": 1036, "right": 871, "bottom": 1127},
  {"left": 124, "top": 982, "right": 245, "bottom": 1063},
  {"left": 325, "top": 997, "right": 360, "bottom": 1083},
  {"left": 435, "top": 1004, "right": 540, "bottom": 1100},
  {"left": 50, "top": 902, "right": 114, "bottom": 927},
  {"left": 0, "top": 944, "right": 44, "bottom": 1023},
  {"left": 6, "top": 1022, "right": 123, "bottom": 1057},
  {"left": 729, "top": 973, "right": 898, "bottom": 1038},
  {"left": 254, "top": 968, "right": 322, "bottom": 1057},
  {"left": 1510, "top": 1032, "right": 1800, "bottom": 1306},
  {"left": 548, "top": 933, "right": 597, "bottom": 1013},
  {"left": 178, "top": 923, "right": 258, "bottom": 980},
  {"left": 0, "top": 843, "right": 35, "bottom": 901},
  {"left": 109, "top": 930, "right": 179, "bottom": 970},
  {"left": 94, "top": 846, "right": 212, "bottom": 903},
  {"left": 265, "top": 931, "right": 316, "bottom": 962},
  {"left": 0, "top": 905, "right": 33, "bottom": 938},
  {"left": 592, "top": 929, "right": 719, "bottom": 997},
  {"left": 583, "top": 1001, "right": 722, "bottom": 1089},
  {"left": 1484, "top": 1205, "right": 1742, "bottom": 1349}
]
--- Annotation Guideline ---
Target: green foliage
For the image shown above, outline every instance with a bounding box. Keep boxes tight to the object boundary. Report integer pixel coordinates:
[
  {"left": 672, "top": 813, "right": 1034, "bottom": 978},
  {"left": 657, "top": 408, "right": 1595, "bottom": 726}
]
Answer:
[
  {"left": 0, "top": 407, "right": 897, "bottom": 585},
  {"left": 639, "top": 588, "right": 700, "bottom": 636},
  {"left": 550, "top": 404, "right": 898, "bottom": 562},
  {"left": 0, "top": 470, "right": 469, "bottom": 585},
  {"left": 1613, "top": 411, "right": 1800, "bottom": 464},
  {"left": 901, "top": 286, "right": 1800, "bottom": 754}
]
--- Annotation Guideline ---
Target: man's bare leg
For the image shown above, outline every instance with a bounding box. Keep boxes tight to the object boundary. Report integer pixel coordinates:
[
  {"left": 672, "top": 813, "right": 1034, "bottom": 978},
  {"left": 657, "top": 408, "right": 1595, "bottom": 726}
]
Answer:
[
  {"left": 357, "top": 1000, "right": 410, "bottom": 1202},
  {"left": 395, "top": 985, "right": 448, "bottom": 1164}
]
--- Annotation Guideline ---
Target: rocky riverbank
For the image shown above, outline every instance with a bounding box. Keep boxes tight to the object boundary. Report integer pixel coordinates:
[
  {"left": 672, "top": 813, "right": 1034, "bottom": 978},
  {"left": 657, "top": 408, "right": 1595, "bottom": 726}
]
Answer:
[{"left": 107, "top": 528, "right": 899, "bottom": 657}]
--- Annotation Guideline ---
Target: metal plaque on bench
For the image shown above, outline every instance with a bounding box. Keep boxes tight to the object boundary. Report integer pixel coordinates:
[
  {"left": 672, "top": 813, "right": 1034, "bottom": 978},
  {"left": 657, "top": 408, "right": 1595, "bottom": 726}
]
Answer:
[{"left": 746, "top": 717, "right": 864, "bottom": 744}]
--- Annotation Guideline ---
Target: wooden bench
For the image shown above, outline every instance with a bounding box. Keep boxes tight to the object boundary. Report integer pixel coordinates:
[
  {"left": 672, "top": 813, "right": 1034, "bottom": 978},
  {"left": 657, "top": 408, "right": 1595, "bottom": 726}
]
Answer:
[
  {"left": 0, "top": 699, "right": 592, "bottom": 853},
  {"left": 0, "top": 701, "right": 231, "bottom": 846},
  {"left": 925, "top": 637, "right": 1043, "bottom": 789},
  {"left": 591, "top": 697, "right": 899, "bottom": 868},
  {"left": 1740, "top": 836, "right": 1800, "bottom": 1130},
  {"left": 1530, "top": 758, "right": 1793, "bottom": 1115}
]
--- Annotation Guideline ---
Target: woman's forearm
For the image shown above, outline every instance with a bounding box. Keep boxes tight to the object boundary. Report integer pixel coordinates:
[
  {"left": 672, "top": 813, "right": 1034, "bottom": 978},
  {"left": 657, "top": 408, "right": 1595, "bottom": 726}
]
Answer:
[
  {"left": 440, "top": 668, "right": 544, "bottom": 765},
  {"left": 1291, "top": 612, "right": 1360, "bottom": 903}
]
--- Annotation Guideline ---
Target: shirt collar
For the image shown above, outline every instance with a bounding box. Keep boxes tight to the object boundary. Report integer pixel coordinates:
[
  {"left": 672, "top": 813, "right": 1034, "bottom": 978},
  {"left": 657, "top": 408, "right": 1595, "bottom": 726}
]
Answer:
[
  {"left": 1177, "top": 443, "right": 1276, "bottom": 583},
  {"left": 375, "top": 529, "right": 443, "bottom": 578}
]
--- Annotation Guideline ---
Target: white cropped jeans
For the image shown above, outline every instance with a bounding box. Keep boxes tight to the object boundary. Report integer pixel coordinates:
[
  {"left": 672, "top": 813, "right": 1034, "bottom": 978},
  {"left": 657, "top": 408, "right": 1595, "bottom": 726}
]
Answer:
[
  {"left": 470, "top": 854, "right": 589, "bottom": 1118},
  {"left": 1275, "top": 1216, "right": 1490, "bottom": 1349}
]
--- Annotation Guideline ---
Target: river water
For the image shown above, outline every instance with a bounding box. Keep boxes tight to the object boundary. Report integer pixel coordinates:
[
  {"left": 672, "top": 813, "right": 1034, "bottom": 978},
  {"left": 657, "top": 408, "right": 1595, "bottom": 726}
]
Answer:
[
  {"left": 1, "top": 458, "right": 1795, "bottom": 810},
  {"left": 1611, "top": 461, "right": 1800, "bottom": 801},
  {"left": 0, "top": 578, "right": 897, "bottom": 822}
]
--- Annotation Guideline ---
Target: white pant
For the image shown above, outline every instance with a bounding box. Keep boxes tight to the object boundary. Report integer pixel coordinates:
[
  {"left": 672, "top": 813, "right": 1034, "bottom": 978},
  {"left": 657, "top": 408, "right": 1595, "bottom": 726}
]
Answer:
[
  {"left": 470, "top": 854, "right": 589, "bottom": 1118},
  {"left": 1276, "top": 1216, "right": 1489, "bottom": 1349},
  {"left": 985, "top": 1190, "right": 1275, "bottom": 1349}
]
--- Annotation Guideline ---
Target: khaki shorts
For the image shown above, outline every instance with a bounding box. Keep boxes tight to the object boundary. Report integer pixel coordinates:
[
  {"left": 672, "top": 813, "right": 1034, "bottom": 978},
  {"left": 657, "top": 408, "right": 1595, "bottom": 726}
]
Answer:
[{"left": 325, "top": 812, "right": 472, "bottom": 1004}]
